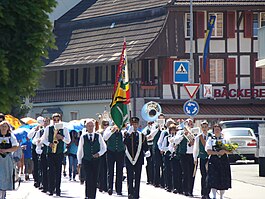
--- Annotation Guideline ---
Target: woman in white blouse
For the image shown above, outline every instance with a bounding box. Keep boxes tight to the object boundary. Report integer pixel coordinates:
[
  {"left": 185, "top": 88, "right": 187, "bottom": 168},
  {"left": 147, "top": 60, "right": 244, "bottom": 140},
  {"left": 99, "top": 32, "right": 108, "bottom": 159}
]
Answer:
[{"left": 205, "top": 124, "right": 231, "bottom": 199}]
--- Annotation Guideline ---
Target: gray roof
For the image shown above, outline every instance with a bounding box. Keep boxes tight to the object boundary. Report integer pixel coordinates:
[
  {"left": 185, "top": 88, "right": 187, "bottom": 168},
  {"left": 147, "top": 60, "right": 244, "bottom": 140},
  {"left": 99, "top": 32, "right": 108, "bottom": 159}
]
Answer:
[
  {"left": 58, "top": 0, "right": 169, "bottom": 24},
  {"left": 45, "top": 0, "right": 169, "bottom": 69},
  {"left": 174, "top": 0, "right": 265, "bottom": 6},
  {"left": 45, "top": 12, "right": 166, "bottom": 68}
]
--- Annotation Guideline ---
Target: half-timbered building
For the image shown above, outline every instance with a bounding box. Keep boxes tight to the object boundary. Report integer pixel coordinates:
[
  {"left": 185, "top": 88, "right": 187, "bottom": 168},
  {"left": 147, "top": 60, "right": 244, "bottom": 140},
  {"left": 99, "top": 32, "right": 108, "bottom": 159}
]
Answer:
[{"left": 29, "top": 0, "right": 265, "bottom": 123}]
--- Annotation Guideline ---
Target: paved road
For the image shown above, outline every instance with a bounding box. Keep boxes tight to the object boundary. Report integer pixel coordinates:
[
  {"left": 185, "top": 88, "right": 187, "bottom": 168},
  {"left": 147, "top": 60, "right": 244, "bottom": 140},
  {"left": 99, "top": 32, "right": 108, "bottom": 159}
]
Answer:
[{"left": 7, "top": 162, "right": 265, "bottom": 199}]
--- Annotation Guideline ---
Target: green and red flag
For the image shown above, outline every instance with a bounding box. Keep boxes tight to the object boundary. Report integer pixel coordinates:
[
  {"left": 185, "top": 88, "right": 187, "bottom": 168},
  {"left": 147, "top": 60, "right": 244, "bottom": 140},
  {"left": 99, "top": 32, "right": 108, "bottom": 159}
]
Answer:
[{"left": 110, "top": 39, "right": 130, "bottom": 129}]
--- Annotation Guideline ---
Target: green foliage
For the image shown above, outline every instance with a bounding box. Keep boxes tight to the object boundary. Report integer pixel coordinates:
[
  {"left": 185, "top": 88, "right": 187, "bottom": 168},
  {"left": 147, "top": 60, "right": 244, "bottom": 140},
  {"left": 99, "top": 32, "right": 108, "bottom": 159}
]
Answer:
[{"left": 0, "top": 0, "right": 57, "bottom": 113}]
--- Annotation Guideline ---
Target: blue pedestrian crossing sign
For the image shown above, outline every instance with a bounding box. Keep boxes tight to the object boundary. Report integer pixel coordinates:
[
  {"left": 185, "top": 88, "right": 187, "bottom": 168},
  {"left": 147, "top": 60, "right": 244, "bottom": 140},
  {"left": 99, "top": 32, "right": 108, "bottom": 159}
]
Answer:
[
  {"left": 174, "top": 61, "right": 189, "bottom": 83},
  {"left": 183, "top": 100, "right": 199, "bottom": 116}
]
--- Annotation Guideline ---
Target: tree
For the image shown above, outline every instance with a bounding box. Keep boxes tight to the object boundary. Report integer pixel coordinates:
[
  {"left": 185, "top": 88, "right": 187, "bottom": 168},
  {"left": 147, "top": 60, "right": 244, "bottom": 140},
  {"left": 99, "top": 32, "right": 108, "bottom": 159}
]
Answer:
[{"left": 0, "top": 0, "right": 57, "bottom": 113}]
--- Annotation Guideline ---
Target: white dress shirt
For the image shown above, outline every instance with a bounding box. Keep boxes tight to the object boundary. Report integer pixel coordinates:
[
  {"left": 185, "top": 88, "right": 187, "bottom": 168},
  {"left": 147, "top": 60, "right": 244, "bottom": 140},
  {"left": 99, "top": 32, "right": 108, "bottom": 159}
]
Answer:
[
  {"left": 193, "top": 132, "right": 208, "bottom": 161},
  {"left": 77, "top": 130, "right": 107, "bottom": 164},
  {"left": 157, "top": 130, "right": 169, "bottom": 151},
  {"left": 173, "top": 130, "right": 194, "bottom": 154},
  {"left": 42, "top": 124, "right": 71, "bottom": 147}
]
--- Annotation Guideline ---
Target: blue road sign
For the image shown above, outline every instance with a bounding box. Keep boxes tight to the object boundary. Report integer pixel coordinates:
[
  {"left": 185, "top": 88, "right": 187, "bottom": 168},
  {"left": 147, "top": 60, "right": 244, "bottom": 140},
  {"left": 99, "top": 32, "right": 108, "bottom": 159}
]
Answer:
[
  {"left": 183, "top": 100, "right": 199, "bottom": 116},
  {"left": 173, "top": 61, "right": 189, "bottom": 83}
]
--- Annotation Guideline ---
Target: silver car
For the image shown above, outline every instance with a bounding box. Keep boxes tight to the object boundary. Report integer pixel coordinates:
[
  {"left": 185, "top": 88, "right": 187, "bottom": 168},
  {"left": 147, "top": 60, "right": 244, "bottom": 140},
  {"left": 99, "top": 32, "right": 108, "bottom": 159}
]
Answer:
[{"left": 222, "top": 127, "right": 258, "bottom": 162}]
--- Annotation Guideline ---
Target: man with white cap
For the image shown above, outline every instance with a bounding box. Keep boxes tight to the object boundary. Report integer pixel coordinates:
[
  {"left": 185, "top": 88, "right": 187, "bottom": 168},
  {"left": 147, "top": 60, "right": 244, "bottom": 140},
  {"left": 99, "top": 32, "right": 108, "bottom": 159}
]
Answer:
[
  {"left": 42, "top": 113, "right": 70, "bottom": 196},
  {"left": 32, "top": 117, "right": 50, "bottom": 193},
  {"left": 172, "top": 118, "right": 195, "bottom": 197},
  {"left": 77, "top": 119, "right": 106, "bottom": 199},
  {"left": 28, "top": 116, "right": 46, "bottom": 188}
]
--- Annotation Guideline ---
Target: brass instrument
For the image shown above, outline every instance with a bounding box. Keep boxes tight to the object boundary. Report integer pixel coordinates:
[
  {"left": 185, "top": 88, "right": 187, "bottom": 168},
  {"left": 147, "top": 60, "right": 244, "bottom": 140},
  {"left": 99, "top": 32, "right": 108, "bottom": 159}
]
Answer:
[
  {"left": 183, "top": 124, "right": 195, "bottom": 143},
  {"left": 52, "top": 128, "right": 58, "bottom": 153},
  {"left": 51, "top": 123, "right": 63, "bottom": 153},
  {"left": 141, "top": 101, "right": 162, "bottom": 122}
]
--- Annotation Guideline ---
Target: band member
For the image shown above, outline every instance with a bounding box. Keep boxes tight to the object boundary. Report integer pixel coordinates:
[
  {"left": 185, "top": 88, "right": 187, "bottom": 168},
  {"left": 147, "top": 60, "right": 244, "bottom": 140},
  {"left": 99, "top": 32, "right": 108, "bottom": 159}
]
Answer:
[
  {"left": 97, "top": 120, "right": 108, "bottom": 193},
  {"left": 124, "top": 117, "right": 148, "bottom": 199},
  {"left": 142, "top": 121, "right": 154, "bottom": 185},
  {"left": 147, "top": 113, "right": 165, "bottom": 188},
  {"left": 0, "top": 121, "right": 19, "bottom": 199},
  {"left": 157, "top": 118, "right": 175, "bottom": 189},
  {"left": 161, "top": 124, "right": 178, "bottom": 192},
  {"left": 42, "top": 113, "right": 71, "bottom": 196},
  {"left": 28, "top": 116, "right": 45, "bottom": 188},
  {"left": 193, "top": 120, "right": 211, "bottom": 199},
  {"left": 206, "top": 124, "right": 231, "bottom": 199},
  {"left": 32, "top": 117, "right": 50, "bottom": 193},
  {"left": 103, "top": 121, "right": 125, "bottom": 195},
  {"left": 77, "top": 119, "right": 107, "bottom": 199},
  {"left": 173, "top": 118, "right": 195, "bottom": 197}
]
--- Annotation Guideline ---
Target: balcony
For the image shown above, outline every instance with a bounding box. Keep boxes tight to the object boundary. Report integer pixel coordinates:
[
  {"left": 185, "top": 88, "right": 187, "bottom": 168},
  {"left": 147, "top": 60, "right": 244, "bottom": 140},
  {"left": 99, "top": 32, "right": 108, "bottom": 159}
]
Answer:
[{"left": 30, "top": 84, "right": 160, "bottom": 104}]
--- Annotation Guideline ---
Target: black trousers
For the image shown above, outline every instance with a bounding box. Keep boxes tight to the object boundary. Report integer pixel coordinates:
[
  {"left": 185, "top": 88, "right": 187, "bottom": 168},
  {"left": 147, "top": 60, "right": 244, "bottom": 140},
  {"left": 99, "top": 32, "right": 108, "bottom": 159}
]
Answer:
[
  {"left": 40, "top": 153, "right": 48, "bottom": 191},
  {"left": 47, "top": 153, "right": 64, "bottom": 195},
  {"left": 125, "top": 159, "right": 143, "bottom": 199},
  {"left": 32, "top": 147, "right": 39, "bottom": 184},
  {"left": 107, "top": 150, "right": 124, "bottom": 193},
  {"left": 171, "top": 158, "right": 183, "bottom": 193},
  {"left": 145, "top": 145, "right": 153, "bottom": 184},
  {"left": 153, "top": 148, "right": 164, "bottom": 187},
  {"left": 83, "top": 158, "right": 100, "bottom": 199},
  {"left": 164, "top": 155, "right": 173, "bottom": 190},
  {"left": 200, "top": 158, "right": 210, "bottom": 196},
  {"left": 180, "top": 154, "right": 195, "bottom": 195},
  {"left": 98, "top": 153, "right": 107, "bottom": 192}
]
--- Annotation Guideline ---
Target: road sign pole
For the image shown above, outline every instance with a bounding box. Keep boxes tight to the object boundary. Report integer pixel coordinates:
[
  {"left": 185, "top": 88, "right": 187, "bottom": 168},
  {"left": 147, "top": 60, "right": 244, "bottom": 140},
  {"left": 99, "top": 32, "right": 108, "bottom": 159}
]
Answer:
[{"left": 189, "top": 0, "right": 194, "bottom": 84}]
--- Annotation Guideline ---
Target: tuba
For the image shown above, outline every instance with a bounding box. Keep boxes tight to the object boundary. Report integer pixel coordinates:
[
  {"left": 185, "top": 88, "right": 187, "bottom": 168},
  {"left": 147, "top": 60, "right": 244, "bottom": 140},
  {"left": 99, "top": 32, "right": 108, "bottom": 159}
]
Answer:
[{"left": 141, "top": 101, "right": 162, "bottom": 122}]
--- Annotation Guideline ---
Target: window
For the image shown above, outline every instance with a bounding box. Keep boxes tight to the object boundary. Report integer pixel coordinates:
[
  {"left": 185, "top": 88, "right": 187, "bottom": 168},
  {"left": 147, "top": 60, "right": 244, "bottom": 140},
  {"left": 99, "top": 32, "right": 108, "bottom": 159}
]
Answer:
[
  {"left": 209, "top": 59, "right": 224, "bottom": 83},
  {"left": 142, "top": 60, "right": 155, "bottom": 85},
  {"left": 209, "top": 13, "right": 223, "bottom": 37},
  {"left": 253, "top": 12, "right": 265, "bottom": 37},
  {"left": 185, "top": 13, "right": 191, "bottom": 37},
  {"left": 70, "top": 111, "right": 78, "bottom": 120},
  {"left": 253, "top": 13, "right": 259, "bottom": 37}
]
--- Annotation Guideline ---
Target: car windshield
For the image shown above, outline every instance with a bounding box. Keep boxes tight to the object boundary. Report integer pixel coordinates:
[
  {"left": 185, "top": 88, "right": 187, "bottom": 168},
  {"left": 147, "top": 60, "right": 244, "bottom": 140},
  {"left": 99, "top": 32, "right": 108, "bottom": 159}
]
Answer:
[{"left": 223, "top": 129, "right": 253, "bottom": 137}]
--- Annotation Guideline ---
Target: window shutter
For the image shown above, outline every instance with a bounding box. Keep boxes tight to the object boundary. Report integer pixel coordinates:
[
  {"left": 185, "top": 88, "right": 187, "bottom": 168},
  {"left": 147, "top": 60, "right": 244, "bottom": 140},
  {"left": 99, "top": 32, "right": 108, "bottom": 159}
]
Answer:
[
  {"left": 200, "top": 58, "right": 210, "bottom": 84},
  {"left": 253, "top": 56, "right": 262, "bottom": 84},
  {"left": 163, "top": 58, "right": 174, "bottom": 84},
  {"left": 226, "top": 58, "right": 236, "bottom": 84},
  {"left": 196, "top": 12, "right": 205, "bottom": 38},
  {"left": 227, "top": 12, "right": 235, "bottom": 38},
  {"left": 244, "top": 11, "right": 253, "bottom": 38}
]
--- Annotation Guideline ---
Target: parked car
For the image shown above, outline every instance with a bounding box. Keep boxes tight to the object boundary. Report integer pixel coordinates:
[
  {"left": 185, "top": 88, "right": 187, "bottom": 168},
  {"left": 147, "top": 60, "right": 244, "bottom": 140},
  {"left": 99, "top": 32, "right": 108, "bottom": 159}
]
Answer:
[
  {"left": 222, "top": 127, "right": 258, "bottom": 163},
  {"left": 220, "top": 120, "right": 265, "bottom": 139}
]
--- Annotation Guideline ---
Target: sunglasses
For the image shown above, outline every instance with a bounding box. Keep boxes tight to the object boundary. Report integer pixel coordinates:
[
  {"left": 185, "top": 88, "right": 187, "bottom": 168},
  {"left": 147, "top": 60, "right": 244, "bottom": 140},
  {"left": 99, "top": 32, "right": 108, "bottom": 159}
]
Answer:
[
  {"left": 53, "top": 119, "right": 60, "bottom": 122},
  {"left": 103, "top": 123, "right": 109, "bottom": 126}
]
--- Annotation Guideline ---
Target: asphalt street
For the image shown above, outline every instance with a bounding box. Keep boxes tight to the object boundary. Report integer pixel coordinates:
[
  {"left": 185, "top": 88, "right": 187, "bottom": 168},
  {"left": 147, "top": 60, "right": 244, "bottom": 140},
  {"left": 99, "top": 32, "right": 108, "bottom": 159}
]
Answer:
[{"left": 7, "top": 161, "right": 265, "bottom": 199}]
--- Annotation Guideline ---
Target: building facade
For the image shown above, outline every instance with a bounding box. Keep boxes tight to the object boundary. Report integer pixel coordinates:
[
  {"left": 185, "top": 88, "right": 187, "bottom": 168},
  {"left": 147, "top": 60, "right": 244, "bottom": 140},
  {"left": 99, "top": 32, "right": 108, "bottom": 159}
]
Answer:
[{"left": 28, "top": 0, "right": 265, "bottom": 123}]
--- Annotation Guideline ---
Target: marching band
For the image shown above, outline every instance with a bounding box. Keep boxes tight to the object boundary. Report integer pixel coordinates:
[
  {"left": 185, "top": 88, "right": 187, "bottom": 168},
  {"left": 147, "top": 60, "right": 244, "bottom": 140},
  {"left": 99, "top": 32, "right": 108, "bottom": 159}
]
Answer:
[{"left": 0, "top": 104, "right": 233, "bottom": 199}]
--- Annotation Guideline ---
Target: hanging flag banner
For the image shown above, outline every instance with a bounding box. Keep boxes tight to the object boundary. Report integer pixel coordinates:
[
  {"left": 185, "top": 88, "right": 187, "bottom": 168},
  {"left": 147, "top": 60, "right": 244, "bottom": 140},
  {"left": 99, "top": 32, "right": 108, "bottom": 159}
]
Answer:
[{"left": 202, "top": 15, "right": 216, "bottom": 73}]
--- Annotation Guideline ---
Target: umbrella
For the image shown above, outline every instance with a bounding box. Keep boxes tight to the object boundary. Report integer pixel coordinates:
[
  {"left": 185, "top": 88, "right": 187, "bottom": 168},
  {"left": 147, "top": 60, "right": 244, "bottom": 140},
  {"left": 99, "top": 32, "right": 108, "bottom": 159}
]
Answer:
[
  {"left": 12, "top": 124, "right": 37, "bottom": 143},
  {"left": 5, "top": 114, "right": 22, "bottom": 129},
  {"left": 21, "top": 117, "right": 37, "bottom": 125},
  {"left": 65, "top": 121, "right": 84, "bottom": 132},
  {"left": 12, "top": 125, "right": 31, "bottom": 143}
]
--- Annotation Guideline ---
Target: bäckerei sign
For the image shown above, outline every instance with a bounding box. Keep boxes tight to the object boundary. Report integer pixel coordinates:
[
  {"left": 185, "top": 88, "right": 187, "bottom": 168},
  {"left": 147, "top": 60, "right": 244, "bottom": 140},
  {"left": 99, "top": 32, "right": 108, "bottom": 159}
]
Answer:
[{"left": 214, "top": 88, "right": 265, "bottom": 98}]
